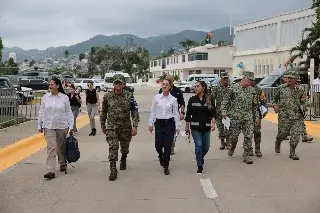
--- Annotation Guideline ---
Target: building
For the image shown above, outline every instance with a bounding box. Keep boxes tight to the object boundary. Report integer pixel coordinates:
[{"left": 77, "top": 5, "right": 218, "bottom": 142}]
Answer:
[
  {"left": 233, "top": 8, "right": 316, "bottom": 77},
  {"left": 8, "top": 52, "right": 17, "bottom": 63},
  {"left": 149, "top": 44, "right": 233, "bottom": 81}
]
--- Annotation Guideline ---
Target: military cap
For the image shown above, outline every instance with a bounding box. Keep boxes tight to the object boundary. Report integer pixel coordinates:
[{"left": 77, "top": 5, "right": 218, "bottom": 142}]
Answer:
[
  {"left": 286, "top": 70, "right": 298, "bottom": 78},
  {"left": 242, "top": 71, "right": 255, "bottom": 81},
  {"left": 220, "top": 72, "right": 229, "bottom": 78},
  {"left": 113, "top": 74, "right": 126, "bottom": 83}
]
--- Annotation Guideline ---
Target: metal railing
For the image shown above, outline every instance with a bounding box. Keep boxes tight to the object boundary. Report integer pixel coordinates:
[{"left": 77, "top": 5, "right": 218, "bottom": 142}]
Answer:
[{"left": 0, "top": 88, "right": 19, "bottom": 124}]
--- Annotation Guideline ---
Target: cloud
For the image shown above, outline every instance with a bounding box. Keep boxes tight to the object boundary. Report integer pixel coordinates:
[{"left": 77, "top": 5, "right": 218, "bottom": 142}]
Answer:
[{"left": 0, "top": 0, "right": 311, "bottom": 49}]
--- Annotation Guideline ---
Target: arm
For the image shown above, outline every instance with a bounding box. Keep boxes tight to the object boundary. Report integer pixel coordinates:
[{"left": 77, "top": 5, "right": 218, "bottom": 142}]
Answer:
[
  {"left": 210, "top": 94, "right": 217, "bottom": 120},
  {"left": 100, "top": 94, "right": 108, "bottom": 130},
  {"left": 177, "top": 88, "right": 185, "bottom": 113},
  {"left": 172, "top": 98, "right": 180, "bottom": 130},
  {"left": 96, "top": 91, "right": 100, "bottom": 106},
  {"left": 65, "top": 96, "right": 74, "bottom": 130},
  {"left": 221, "top": 87, "right": 233, "bottom": 116},
  {"left": 272, "top": 87, "right": 280, "bottom": 106},
  {"left": 37, "top": 95, "right": 46, "bottom": 130},
  {"left": 185, "top": 98, "right": 192, "bottom": 132},
  {"left": 148, "top": 95, "right": 157, "bottom": 127},
  {"left": 76, "top": 94, "right": 82, "bottom": 104},
  {"left": 130, "top": 94, "right": 140, "bottom": 128}
]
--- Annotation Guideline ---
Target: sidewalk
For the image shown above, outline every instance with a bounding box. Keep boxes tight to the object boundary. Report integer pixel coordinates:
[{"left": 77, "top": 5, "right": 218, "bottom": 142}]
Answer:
[{"left": 0, "top": 112, "right": 320, "bottom": 212}]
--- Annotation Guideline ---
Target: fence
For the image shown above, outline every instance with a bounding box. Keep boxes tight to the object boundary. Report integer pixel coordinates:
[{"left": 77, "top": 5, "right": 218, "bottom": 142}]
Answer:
[{"left": 0, "top": 88, "right": 19, "bottom": 124}]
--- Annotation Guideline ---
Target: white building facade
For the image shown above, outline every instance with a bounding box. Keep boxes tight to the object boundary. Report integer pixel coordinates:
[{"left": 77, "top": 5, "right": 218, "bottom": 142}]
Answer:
[
  {"left": 149, "top": 44, "right": 233, "bottom": 81},
  {"left": 233, "top": 8, "right": 315, "bottom": 77}
]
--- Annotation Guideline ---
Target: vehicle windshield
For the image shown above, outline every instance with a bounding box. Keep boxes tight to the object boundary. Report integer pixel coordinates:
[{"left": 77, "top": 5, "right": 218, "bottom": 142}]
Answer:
[
  {"left": 258, "top": 75, "right": 279, "bottom": 86},
  {"left": 0, "top": 79, "right": 10, "bottom": 88},
  {"left": 125, "top": 77, "right": 132, "bottom": 84},
  {"left": 74, "top": 80, "right": 82, "bottom": 83}
]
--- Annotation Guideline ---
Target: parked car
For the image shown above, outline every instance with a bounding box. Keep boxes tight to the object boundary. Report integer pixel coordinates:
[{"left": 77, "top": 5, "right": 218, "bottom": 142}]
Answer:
[
  {"left": 18, "top": 78, "right": 49, "bottom": 91},
  {"left": 74, "top": 78, "right": 92, "bottom": 92},
  {"left": 1, "top": 77, "right": 33, "bottom": 104},
  {"left": 92, "top": 79, "right": 104, "bottom": 92}
]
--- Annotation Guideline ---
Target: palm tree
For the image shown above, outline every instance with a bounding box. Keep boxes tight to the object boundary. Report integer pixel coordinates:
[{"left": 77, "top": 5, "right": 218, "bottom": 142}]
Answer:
[
  {"left": 179, "top": 38, "right": 198, "bottom": 52},
  {"left": 64, "top": 50, "right": 70, "bottom": 58}
]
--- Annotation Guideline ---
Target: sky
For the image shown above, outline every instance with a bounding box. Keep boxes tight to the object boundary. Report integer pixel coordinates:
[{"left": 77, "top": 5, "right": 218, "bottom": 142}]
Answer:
[{"left": 0, "top": 0, "right": 312, "bottom": 50}]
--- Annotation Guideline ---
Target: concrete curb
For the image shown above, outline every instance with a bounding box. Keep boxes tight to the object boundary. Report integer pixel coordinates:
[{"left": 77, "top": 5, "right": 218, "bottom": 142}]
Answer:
[{"left": 0, "top": 115, "right": 90, "bottom": 172}]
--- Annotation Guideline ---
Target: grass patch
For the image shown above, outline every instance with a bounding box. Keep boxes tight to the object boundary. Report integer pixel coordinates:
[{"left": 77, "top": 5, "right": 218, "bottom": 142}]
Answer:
[{"left": 0, "top": 117, "right": 32, "bottom": 129}]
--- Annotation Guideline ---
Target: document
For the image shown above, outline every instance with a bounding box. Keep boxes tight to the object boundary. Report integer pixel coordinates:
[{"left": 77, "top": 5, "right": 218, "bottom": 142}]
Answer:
[
  {"left": 222, "top": 117, "right": 231, "bottom": 130},
  {"left": 259, "top": 105, "right": 268, "bottom": 116}
]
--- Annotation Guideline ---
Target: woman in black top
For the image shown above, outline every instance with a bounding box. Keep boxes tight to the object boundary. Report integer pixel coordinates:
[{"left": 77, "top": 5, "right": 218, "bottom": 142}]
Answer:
[
  {"left": 86, "top": 81, "right": 100, "bottom": 136},
  {"left": 67, "top": 84, "right": 82, "bottom": 133},
  {"left": 185, "top": 81, "right": 216, "bottom": 174}
]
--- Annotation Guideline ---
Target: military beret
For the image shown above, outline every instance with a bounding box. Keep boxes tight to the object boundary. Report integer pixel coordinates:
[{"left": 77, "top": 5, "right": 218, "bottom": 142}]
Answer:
[
  {"left": 242, "top": 71, "right": 255, "bottom": 81},
  {"left": 113, "top": 74, "right": 126, "bottom": 83}
]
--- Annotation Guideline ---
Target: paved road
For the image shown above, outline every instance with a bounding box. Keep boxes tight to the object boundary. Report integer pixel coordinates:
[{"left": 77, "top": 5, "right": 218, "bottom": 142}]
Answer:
[{"left": 0, "top": 87, "right": 320, "bottom": 213}]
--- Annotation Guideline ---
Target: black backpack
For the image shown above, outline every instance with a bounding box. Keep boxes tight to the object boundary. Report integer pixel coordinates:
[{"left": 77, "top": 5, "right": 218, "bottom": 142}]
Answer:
[{"left": 64, "top": 135, "right": 80, "bottom": 174}]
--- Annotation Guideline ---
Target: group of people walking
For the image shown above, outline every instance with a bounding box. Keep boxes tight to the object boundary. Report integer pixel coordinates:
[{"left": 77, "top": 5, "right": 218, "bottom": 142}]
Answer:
[{"left": 38, "top": 69, "right": 313, "bottom": 181}]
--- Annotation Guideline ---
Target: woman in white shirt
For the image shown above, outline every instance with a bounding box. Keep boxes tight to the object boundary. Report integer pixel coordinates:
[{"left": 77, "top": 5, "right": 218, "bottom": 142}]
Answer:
[
  {"left": 38, "top": 77, "right": 74, "bottom": 180},
  {"left": 149, "top": 79, "right": 180, "bottom": 175}
]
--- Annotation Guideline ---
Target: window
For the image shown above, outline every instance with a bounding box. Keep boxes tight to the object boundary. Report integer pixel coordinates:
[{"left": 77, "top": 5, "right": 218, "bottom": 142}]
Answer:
[
  {"left": 105, "top": 77, "right": 113, "bottom": 83},
  {"left": 158, "top": 60, "right": 161, "bottom": 66},
  {"left": 188, "top": 53, "right": 195, "bottom": 61},
  {"left": 254, "top": 65, "right": 258, "bottom": 73},
  {"left": 151, "top": 62, "right": 153, "bottom": 67},
  {"left": 154, "top": 61, "right": 157, "bottom": 66},
  {"left": 162, "top": 59, "right": 166, "bottom": 69},
  {"left": 263, "top": 65, "right": 266, "bottom": 74},
  {"left": 189, "top": 70, "right": 195, "bottom": 75},
  {"left": 176, "top": 56, "right": 178, "bottom": 63},
  {"left": 167, "top": 58, "right": 169, "bottom": 65},
  {"left": 193, "top": 53, "right": 209, "bottom": 60},
  {"left": 174, "top": 57, "right": 176, "bottom": 64},
  {"left": 182, "top": 55, "right": 185, "bottom": 62},
  {"left": 279, "top": 64, "right": 281, "bottom": 68},
  {"left": 267, "top": 65, "right": 270, "bottom": 73},
  {"left": 196, "top": 70, "right": 202, "bottom": 74},
  {"left": 214, "top": 69, "right": 219, "bottom": 74},
  {"left": 83, "top": 80, "right": 89, "bottom": 83}
]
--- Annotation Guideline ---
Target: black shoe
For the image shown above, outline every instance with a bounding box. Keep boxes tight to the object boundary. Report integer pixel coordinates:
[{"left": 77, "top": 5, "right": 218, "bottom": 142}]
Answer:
[
  {"left": 164, "top": 168, "right": 170, "bottom": 175},
  {"left": 89, "top": 130, "right": 94, "bottom": 136},
  {"left": 109, "top": 171, "right": 118, "bottom": 181},
  {"left": 197, "top": 166, "right": 203, "bottom": 174},
  {"left": 92, "top": 128, "right": 96, "bottom": 136},
  {"left": 120, "top": 157, "right": 127, "bottom": 170},
  {"left": 159, "top": 157, "right": 164, "bottom": 167},
  {"left": 60, "top": 165, "right": 66, "bottom": 172},
  {"left": 44, "top": 172, "right": 55, "bottom": 179}
]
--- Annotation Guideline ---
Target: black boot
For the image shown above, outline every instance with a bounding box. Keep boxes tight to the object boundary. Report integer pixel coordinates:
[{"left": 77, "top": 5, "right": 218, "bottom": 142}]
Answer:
[
  {"left": 164, "top": 167, "right": 170, "bottom": 175},
  {"left": 92, "top": 128, "right": 97, "bottom": 136},
  {"left": 109, "top": 161, "right": 118, "bottom": 181},
  {"left": 89, "top": 129, "right": 94, "bottom": 136},
  {"left": 197, "top": 166, "right": 203, "bottom": 174},
  {"left": 120, "top": 156, "right": 127, "bottom": 170},
  {"left": 44, "top": 172, "right": 55, "bottom": 179}
]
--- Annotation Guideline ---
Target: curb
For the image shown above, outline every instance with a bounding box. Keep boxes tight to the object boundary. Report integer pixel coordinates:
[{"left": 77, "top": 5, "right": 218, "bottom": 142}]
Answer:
[{"left": 0, "top": 115, "right": 90, "bottom": 172}]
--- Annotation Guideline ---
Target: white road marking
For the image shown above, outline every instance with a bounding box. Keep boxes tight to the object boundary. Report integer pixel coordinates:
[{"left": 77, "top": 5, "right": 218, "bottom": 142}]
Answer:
[{"left": 200, "top": 178, "right": 218, "bottom": 199}]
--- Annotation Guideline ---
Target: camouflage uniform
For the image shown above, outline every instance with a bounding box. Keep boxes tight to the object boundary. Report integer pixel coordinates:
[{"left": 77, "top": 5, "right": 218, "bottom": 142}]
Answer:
[
  {"left": 100, "top": 74, "right": 140, "bottom": 180},
  {"left": 211, "top": 72, "right": 231, "bottom": 150},
  {"left": 221, "top": 71, "right": 259, "bottom": 164},
  {"left": 249, "top": 85, "right": 267, "bottom": 157},
  {"left": 272, "top": 71, "right": 306, "bottom": 160},
  {"left": 296, "top": 80, "right": 313, "bottom": 143}
]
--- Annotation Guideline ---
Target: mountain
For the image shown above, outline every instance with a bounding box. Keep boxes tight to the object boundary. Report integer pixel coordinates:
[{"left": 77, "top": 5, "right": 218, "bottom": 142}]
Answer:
[{"left": 2, "top": 27, "right": 233, "bottom": 62}]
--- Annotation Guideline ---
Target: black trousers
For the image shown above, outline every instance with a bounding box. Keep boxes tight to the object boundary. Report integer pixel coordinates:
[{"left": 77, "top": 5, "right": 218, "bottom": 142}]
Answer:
[{"left": 154, "top": 118, "right": 175, "bottom": 168}]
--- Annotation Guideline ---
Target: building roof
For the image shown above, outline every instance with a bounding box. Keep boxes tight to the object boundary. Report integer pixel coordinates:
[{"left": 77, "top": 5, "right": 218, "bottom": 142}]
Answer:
[{"left": 235, "top": 8, "right": 314, "bottom": 27}]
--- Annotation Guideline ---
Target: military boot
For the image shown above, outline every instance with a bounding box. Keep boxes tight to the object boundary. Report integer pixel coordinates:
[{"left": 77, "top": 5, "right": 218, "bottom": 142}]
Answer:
[
  {"left": 92, "top": 128, "right": 97, "bottom": 136},
  {"left": 255, "top": 143, "right": 262, "bottom": 157},
  {"left": 248, "top": 147, "right": 254, "bottom": 156},
  {"left": 109, "top": 161, "right": 118, "bottom": 181},
  {"left": 120, "top": 156, "right": 127, "bottom": 170},
  {"left": 302, "top": 136, "right": 313, "bottom": 143},
  {"left": 289, "top": 144, "right": 299, "bottom": 160},
  {"left": 243, "top": 149, "right": 253, "bottom": 164},
  {"left": 275, "top": 140, "right": 281, "bottom": 153},
  {"left": 219, "top": 139, "right": 226, "bottom": 150},
  {"left": 228, "top": 142, "right": 237, "bottom": 156}
]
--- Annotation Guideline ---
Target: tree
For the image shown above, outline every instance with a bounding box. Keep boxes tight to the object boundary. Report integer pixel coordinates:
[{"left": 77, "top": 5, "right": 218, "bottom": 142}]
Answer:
[
  {"left": 0, "top": 37, "right": 3, "bottom": 63},
  {"left": 179, "top": 38, "right": 198, "bottom": 52},
  {"left": 29, "top": 59, "right": 35, "bottom": 67},
  {"left": 64, "top": 50, "right": 70, "bottom": 58},
  {"left": 4, "top": 58, "right": 19, "bottom": 75},
  {"left": 289, "top": 1, "right": 320, "bottom": 77},
  {"left": 79, "top": 53, "right": 85, "bottom": 61},
  {"left": 24, "top": 59, "right": 28, "bottom": 63}
]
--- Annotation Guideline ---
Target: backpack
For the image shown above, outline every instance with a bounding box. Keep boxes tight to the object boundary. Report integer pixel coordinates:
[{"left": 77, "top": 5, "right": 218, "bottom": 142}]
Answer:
[{"left": 64, "top": 135, "right": 80, "bottom": 174}]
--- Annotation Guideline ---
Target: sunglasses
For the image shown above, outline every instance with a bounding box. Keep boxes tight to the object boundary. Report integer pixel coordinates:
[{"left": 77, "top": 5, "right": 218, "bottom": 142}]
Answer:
[{"left": 113, "top": 81, "right": 123, "bottom": 85}]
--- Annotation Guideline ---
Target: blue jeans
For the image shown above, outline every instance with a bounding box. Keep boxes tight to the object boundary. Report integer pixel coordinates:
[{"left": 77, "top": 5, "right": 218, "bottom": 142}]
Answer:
[{"left": 191, "top": 130, "right": 211, "bottom": 167}]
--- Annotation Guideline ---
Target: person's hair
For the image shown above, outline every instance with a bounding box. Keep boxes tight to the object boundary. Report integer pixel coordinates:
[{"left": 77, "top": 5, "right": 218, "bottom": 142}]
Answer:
[
  {"left": 197, "top": 81, "right": 212, "bottom": 108},
  {"left": 88, "top": 81, "right": 94, "bottom": 85},
  {"left": 163, "top": 79, "right": 172, "bottom": 89},
  {"left": 69, "top": 84, "right": 75, "bottom": 89},
  {"left": 50, "top": 77, "right": 65, "bottom": 94}
]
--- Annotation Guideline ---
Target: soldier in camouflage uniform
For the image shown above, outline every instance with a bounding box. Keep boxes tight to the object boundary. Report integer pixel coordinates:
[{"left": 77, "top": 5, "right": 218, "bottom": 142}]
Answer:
[
  {"left": 100, "top": 74, "right": 140, "bottom": 181},
  {"left": 221, "top": 71, "right": 259, "bottom": 164},
  {"left": 272, "top": 70, "right": 306, "bottom": 160},
  {"left": 296, "top": 77, "right": 313, "bottom": 143},
  {"left": 249, "top": 81, "right": 267, "bottom": 157},
  {"left": 211, "top": 72, "right": 231, "bottom": 150}
]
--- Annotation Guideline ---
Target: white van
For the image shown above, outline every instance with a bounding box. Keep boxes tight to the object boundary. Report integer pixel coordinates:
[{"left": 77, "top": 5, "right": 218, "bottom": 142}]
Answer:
[
  {"left": 103, "top": 71, "right": 134, "bottom": 92},
  {"left": 177, "top": 74, "right": 220, "bottom": 93}
]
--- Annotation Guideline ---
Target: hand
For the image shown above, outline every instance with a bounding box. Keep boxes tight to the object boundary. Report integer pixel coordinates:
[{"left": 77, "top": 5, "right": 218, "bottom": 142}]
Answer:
[
  {"left": 273, "top": 105, "right": 279, "bottom": 113},
  {"left": 102, "top": 128, "right": 107, "bottom": 135},
  {"left": 179, "top": 112, "right": 184, "bottom": 120},
  {"left": 69, "top": 129, "right": 73, "bottom": 136},
  {"left": 97, "top": 105, "right": 101, "bottom": 112},
  {"left": 149, "top": 126, "right": 153, "bottom": 134},
  {"left": 132, "top": 127, "right": 137, "bottom": 136},
  {"left": 185, "top": 129, "right": 190, "bottom": 136},
  {"left": 255, "top": 117, "right": 261, "bottom": 125},
  {"left": 175, "top": 129, "right": 180, "bottom": 135},
  {"left": 211, "top": 122, "right": 216, "bottom": 131}
]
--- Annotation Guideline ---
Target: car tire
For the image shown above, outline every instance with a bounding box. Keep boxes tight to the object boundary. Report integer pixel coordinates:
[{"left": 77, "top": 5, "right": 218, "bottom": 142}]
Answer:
[
  {"left": 78, "top": 87, "right": 82, "bottom": 92},
  {"left": 185, "top": 87, "right": 191, "bottom": 93},
  {"left": 96, "top": 87, "right": 101, "bottom": 92}
]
